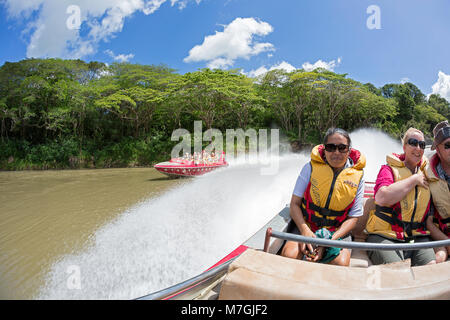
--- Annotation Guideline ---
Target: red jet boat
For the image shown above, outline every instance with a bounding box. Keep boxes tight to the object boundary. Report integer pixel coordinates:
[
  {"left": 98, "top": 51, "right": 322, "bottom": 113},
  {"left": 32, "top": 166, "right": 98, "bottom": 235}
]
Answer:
[{"left": 154, "top": 152, "right": 228, "bottom": 178}]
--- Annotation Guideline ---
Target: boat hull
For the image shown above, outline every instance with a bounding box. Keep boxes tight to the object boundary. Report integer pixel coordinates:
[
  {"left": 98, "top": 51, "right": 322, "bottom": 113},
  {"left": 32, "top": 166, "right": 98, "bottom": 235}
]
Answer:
[{"left": 154, "top": 161, "right": 228, "bottom": 177}]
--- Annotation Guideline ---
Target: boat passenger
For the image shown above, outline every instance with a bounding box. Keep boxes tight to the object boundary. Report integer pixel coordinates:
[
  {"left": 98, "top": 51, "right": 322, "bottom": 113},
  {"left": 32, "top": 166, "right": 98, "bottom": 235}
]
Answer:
[
  {"left": 365, "top": 127, "right": 436, "bottom": 266},
  {"left": 281, "top": 128, "right": 366, "bottom": 266},
  {"left": 425, "top": 121, "right": 450, "bottom": 263}
]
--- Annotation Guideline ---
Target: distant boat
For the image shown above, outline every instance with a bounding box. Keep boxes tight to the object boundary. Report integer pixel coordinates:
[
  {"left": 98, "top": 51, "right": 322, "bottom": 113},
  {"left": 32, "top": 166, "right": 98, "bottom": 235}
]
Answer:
[{"left": 154, "top": 152, "right": 228, "bottom": 178}]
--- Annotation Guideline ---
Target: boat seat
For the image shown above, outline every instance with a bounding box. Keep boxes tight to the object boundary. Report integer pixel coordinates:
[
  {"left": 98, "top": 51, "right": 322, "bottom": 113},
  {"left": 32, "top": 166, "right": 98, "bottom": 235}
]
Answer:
[
  {"left": 349, "top": 197, "right": 374, "bottom": 267},
  {"left": 349, "top": 236, "right": 373, "bottom": 268},
  {"left": 219, "top": 249, "right": 450, "bottom": 300}
]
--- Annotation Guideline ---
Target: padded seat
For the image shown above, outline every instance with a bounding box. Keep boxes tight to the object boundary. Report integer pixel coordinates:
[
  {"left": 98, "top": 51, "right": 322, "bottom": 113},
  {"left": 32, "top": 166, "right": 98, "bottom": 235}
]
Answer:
[
  {"left": 349, "top": 237, "right": 373, "bottom": 268},
  {"left": 219, "top": 249, "right": 450, "bottom": 300}
]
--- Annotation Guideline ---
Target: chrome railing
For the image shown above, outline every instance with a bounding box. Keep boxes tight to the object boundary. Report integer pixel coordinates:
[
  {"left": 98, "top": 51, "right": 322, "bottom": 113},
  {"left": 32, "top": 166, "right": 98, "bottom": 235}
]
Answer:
[{"left": 264, "top": 228, "right": 450, "bottom": 251}]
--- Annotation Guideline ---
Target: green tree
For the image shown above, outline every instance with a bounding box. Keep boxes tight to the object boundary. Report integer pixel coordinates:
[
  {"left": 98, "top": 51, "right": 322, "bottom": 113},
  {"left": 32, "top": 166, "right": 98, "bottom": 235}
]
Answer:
[
  {"left": 178, "top": 69, "right": 243, "bottom": 129},
  {"left": 95, "top": 63, "right": 175, "bottom": 138},
  {"left": 428, "top": 94, "right": 450, "bottom": 119},
  {"left": 304, "top": 69, "right": 364, "bottom": 135},
  {"left": 258, "top": 69, "right": 294, "bottom": 134}
]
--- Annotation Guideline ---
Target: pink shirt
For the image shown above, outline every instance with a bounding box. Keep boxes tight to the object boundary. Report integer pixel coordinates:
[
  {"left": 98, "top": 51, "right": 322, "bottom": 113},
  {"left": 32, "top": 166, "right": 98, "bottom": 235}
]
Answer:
[
  {"left": 373, "top": 153, "right": 426, "bottom": 197},
  {"left": 374, "top": 154, "right": 408, "bottom": 196},
  {"left": 374, "top": 165, "right": 395, "bottom": 196}
]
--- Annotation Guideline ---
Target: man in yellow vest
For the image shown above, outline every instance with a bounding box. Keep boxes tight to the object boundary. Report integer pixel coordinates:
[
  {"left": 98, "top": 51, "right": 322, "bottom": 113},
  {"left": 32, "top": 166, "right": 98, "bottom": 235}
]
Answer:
[
  {"left": 425, "top": 120, "right": 450, "bottom": 263},
  {"left": 366, "top": 128, "right": 436, "bottom": 266},
  {"left": 282, "top": 128, "right": 365, "bottom": 266}
]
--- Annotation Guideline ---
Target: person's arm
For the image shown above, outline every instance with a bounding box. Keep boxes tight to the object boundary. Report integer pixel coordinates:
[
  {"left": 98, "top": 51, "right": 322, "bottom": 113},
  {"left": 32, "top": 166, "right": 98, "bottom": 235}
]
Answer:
[
  {"left": 426, "top": 215, "right": 448, "bottom": 241},
  {"left": 290, "top": 195, "right": 316, "bottom": 254},
  {"left": 291, "top": 163, "right": 316, "bottom": 233},
  {"left": 331, "top": 217, "right": 358, "bottom": 241},
  {"left": 375, "top": 172, "right": 429, "bottom": 207},
  {"left": 290, "top": 195, "right": 315, "bottom": 237},
  {"left": 307, "top": 217, "right": 358, "bottom": 262}
]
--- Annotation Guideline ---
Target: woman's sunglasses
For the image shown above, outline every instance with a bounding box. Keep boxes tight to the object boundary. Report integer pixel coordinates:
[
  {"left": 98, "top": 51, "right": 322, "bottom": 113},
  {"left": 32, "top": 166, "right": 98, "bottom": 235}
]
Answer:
[
  {"left": 324, "top": 143, "right": 349, "bottom": 153},
  {"left": 445, "top": 142, "right": 450, "bottom": 149},
  {"left": 407, "top": 138, "right": 426, "bottom": 150}
]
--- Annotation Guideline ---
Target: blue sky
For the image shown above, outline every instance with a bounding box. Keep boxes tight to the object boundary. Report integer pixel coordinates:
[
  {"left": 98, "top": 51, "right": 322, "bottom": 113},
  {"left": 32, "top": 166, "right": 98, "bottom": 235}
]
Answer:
[{"left": 0, "top": 0, "right": 449, "bottom": 100}]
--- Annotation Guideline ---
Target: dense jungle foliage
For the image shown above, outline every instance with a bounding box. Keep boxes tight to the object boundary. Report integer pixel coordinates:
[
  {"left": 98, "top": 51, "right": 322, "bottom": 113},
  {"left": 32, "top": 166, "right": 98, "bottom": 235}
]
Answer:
[{"left": 0, "top": 58, "right": 448, "bottom": 170}]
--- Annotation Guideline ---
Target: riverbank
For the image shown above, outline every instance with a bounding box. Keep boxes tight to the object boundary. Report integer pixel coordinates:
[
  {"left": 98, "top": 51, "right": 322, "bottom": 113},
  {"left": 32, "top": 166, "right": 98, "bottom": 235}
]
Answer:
[
  {"left": 0, "top": 136, "right": 309, "bottom": 171},
  {"left": 0, "top": 136, "right": 174, "bottom": 171}
]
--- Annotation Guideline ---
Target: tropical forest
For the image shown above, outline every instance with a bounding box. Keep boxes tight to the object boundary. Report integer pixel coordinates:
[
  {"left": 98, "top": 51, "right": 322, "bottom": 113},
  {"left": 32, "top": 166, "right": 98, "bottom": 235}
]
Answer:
[{"left": 0, "top": 58, "right": 448, "bottom": 170}]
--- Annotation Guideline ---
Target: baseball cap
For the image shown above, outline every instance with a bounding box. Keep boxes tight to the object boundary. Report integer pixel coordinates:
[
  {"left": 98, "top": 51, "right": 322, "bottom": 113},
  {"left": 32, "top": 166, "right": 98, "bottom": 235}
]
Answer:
[{"left": 431, "top": 120, "right": 450, "bottom": 150}]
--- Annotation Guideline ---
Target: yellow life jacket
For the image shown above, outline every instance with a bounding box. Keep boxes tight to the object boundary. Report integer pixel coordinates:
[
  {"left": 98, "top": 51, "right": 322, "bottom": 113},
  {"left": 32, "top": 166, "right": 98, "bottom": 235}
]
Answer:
[
  {"left": 301, "top": 145, "right": 365, "bottom": 232},
  {"left": 425, "top": 154, "right": 450, "bottom": 237},
  {"left": 366, "top": 153, "right": 431, "bottom": 241}
]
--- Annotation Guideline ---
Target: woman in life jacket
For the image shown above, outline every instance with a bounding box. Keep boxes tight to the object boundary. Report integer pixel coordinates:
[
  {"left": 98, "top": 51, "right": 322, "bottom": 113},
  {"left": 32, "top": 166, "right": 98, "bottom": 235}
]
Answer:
[
  {"left": 281, "top": 128, "right": 366, "bottom": 266},
  {"left": 425, "top": 121, "right": 450, "bottom": 263},
  {"left": 365, "top": 128, "right": 436, "bottom": 266}
]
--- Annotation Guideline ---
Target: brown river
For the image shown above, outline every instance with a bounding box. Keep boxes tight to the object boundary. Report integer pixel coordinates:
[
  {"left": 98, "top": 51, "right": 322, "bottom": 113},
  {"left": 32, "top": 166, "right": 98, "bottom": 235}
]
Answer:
[
  {"left": 0, "top": 129, "right": 401, "bottom": 300},
  {"left": 0, "top": 168, "right": 182, "bottom": 299}
]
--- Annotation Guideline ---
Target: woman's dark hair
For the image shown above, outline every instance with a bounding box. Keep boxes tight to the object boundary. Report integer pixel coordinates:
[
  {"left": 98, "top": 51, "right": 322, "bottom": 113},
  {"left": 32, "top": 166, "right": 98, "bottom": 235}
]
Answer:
[{"left": 323, "top": 127, "right": 351, "bottom": 146}]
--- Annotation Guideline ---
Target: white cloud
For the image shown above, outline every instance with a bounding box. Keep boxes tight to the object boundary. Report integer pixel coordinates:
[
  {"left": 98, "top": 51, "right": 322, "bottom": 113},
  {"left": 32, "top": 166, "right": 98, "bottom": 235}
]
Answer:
[
  {"left": 302, "top": 57, "right": 342, "bottom": 72},
  {"left": 184, "top": 17, "right": 275, "bottom": 69},
  {"left": 105, "top": 49, "right": 135, "bottom": 63},
  {"left": 400, "top": 77, "right": 411, "bottom": 84},
  {"left": 431, "top": 71, "right": 450, "bottom": 101},
  {"left": 246, "top": 66, "right": 270, "bottom": 78},
  {"left": 207, "top": 58, "right": 234, "bottom": 70},
  {"left": 2, "top": 0, "right": 199, "bottom": 59},
  {"left": 246, "top": 61, "right": 296, "bottom": 78}
]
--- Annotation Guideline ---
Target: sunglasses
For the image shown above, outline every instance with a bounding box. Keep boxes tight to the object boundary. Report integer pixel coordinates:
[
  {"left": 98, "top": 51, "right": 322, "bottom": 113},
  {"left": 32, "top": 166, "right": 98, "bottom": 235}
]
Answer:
[
  {"left": 407, "top": 138, "right": 426, "bottom": 150},
  {"left": 324, "top": 143, "right": 349, "bottom": 153},
  {"left": 445, "top": 142, "right": 450, "bottom": 150}
]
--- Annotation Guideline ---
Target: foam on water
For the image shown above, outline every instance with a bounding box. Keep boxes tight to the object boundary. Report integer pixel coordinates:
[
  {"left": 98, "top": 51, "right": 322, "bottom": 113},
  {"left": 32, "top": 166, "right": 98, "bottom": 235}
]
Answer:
[
  {"left": 37, "top": 128, "right": 400, "bottom": 299},
  {"left": 350, "top": 128, "right": 403, "bottom": 182}
]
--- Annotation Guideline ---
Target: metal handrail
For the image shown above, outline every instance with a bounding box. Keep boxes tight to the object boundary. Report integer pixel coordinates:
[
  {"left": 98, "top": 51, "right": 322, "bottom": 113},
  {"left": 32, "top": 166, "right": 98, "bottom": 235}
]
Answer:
[
  {"left": 264, "top": 228, "right": 450, "bottom": 251},
  {"left": 135, "top": 256, "right": 238, "bottom": 300}
]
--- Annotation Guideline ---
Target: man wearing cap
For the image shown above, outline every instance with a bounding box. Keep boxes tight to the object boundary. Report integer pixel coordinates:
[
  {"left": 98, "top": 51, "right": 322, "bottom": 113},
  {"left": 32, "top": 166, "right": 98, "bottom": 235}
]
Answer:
[{"left": 425, "top": 120, "right": 450, "bottom": 263}]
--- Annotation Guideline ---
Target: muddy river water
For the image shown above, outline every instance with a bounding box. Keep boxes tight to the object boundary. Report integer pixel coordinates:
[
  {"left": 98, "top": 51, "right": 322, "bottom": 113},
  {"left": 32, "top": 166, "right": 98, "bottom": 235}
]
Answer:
[{"left": 0, "top": 168, "right": 182, "bottom": 299}]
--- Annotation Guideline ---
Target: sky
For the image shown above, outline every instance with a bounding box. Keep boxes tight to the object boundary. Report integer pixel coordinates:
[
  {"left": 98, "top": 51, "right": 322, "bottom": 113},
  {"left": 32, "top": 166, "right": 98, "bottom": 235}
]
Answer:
[{"left": 0, "top": 0, "right": 449, "bottom": 101}]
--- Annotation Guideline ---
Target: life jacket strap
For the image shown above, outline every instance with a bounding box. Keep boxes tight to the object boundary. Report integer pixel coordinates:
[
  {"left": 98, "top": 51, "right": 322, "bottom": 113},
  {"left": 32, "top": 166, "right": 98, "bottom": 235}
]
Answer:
[
  {"left": 433, "top": 216, "right": 450, "bottom": 224},
  {"left": 433, "top": 216, "right": 450, "bottom": 236},
  {"left": 301, "top": 198, "right": 346, "bottom": 217},
  {"left": 375, "top": 205, "right": 426, "bottom": 235},
  {"left": 300, "top": 205, "right": 342, "bottom": 228}
]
